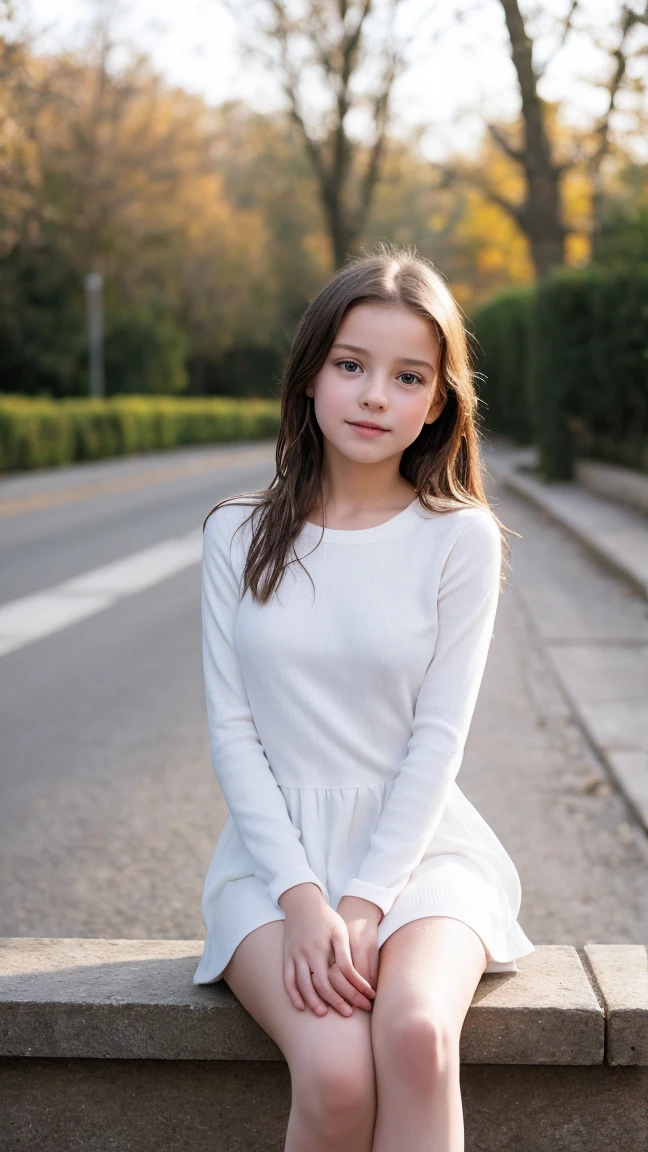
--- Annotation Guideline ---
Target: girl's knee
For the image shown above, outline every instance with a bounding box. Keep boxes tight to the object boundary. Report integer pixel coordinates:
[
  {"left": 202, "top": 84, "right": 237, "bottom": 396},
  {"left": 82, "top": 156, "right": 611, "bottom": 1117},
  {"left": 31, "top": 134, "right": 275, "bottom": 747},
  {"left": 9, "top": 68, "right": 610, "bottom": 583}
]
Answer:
[
  {"left": 290, "top": 1040, "right": 375, "bottom": 1135},
  {"left": 373, "top": 1006, "right": 459, "bottom": 1091}
]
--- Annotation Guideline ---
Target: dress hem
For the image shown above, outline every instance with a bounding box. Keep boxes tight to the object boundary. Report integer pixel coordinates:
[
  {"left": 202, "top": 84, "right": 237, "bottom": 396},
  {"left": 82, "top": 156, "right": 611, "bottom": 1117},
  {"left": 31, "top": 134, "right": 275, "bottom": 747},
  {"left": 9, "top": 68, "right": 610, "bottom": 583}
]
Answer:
[{"left": 193, "top": 898, "right": 535, "bottom": 986}]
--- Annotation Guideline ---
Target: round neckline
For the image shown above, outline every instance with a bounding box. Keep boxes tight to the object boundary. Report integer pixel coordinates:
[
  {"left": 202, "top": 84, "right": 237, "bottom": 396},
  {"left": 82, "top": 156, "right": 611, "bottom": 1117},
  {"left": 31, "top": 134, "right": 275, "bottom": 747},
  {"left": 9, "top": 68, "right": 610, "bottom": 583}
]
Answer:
[{"left": 300, "top": 495, "right": 422, "bottom": 544}]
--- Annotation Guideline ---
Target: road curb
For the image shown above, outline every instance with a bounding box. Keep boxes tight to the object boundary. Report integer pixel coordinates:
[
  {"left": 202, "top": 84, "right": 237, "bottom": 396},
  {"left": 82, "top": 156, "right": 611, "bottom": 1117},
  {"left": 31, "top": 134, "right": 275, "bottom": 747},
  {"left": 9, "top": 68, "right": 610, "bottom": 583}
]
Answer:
[
  {"left": 488, "top": 456, "right": 648, "bottom": 602},
  {"left": 487, "top": 449, "right": 648, "bottom": 837}
]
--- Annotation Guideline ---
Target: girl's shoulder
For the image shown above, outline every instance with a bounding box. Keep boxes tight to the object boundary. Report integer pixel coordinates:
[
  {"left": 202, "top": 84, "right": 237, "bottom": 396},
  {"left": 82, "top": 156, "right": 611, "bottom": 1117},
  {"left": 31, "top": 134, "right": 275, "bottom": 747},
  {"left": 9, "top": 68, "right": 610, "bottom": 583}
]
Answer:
[
  {"left": 414, "top": 499, "right": 500, "bottom": 544},
  {"left": 203, "top": 493, "right": 264, "bottom": 556},
  {"left": 204, "top": 492, "right": 263, "bottom": 529},
  {"left": 413, "top": 502, "right": 502, "bottom": 582}
]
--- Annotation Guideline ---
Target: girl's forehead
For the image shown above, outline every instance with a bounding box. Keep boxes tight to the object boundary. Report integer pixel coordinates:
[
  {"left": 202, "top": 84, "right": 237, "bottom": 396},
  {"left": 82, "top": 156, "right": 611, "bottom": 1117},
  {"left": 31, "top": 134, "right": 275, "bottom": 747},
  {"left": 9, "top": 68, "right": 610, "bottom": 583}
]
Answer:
[{"left": 335, "top": 302, "right": 440, "bottom": 356}]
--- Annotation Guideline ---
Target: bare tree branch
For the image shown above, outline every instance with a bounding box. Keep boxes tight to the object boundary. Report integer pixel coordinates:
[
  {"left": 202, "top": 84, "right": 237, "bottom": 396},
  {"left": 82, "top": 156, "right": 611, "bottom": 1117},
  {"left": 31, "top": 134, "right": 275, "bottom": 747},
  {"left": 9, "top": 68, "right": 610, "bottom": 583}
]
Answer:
[
  {"left": 487, "top": 122, "right": 524, "bottom": 163},
  {"left": 535, "top": 0, "right": 579, "bottom": 80},
  {"left": 589, "top": 1, "right": 648, "bottom": 241},
  {"left": 436, "top": 161, "right": 525, "bottom": 226},
  {"left": 230, "top": 0, "right": 406, "bottom": 268}
]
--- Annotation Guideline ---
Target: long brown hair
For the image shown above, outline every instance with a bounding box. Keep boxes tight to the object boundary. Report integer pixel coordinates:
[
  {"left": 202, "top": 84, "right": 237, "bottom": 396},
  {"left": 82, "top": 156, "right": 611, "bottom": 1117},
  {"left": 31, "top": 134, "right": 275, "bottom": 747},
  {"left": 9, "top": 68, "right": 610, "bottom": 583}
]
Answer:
[{"left": 204, "top": 243, "right": 515, "bottom": 603}]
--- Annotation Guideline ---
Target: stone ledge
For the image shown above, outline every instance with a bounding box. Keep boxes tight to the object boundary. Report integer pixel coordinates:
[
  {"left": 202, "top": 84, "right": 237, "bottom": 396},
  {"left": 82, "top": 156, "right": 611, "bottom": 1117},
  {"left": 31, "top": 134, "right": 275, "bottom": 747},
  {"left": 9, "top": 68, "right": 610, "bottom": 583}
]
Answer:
[
  {"left": 0, "top": 939, "right": 604, "bottom": 1065},
  {"left": 584, "top": 944, "right": 648, "bottom": 1066}
]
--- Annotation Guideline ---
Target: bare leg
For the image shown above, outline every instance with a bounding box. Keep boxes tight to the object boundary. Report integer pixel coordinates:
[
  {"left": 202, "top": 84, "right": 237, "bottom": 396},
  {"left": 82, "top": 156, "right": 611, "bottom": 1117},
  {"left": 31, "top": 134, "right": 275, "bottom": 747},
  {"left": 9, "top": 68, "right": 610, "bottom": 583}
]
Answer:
[
  {"left": 370, "top": 916, "right": 487, "bottom": 1152},
  {"left": 223, "top": 920, "right": 376, "bottom": 1152}
]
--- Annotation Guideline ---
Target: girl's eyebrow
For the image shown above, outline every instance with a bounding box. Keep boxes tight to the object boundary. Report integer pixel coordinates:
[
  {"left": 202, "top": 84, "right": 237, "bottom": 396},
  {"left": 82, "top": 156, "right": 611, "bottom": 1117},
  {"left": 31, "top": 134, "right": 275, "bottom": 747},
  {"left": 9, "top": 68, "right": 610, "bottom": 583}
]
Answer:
[{"left": 331, "top": 342, "right": 434, "bottom": 372}]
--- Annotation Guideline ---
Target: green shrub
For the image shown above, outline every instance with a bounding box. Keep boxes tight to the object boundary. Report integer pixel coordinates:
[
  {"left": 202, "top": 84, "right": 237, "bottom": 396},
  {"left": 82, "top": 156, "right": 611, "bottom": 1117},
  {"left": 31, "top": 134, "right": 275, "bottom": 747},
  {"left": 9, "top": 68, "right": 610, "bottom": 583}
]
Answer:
[
  {"left": 103, "top": 310, "right": 189, "bottom": 395},
  {"left": 471, "top": 270, "right": 648, "bottom": 480},
  {"left": 0, "top": 395, "right": 281, "bottom": 472},
  {"left": 471, "top": 286, "right": 535, "bottom": 444},
  {"left": 531, "top": 269, "right": 648, "bottom": 478}
]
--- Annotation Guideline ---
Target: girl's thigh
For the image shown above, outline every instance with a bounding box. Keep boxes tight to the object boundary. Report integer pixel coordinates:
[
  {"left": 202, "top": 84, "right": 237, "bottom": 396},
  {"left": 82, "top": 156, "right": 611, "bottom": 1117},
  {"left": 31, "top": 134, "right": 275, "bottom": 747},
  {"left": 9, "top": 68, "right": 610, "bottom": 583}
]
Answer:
[
  {"left": 223, "top": 920, "right": 374, "bottom": 1075},
  {"left": 370, "top": 915, "right": 488, "bottom": 1061}
]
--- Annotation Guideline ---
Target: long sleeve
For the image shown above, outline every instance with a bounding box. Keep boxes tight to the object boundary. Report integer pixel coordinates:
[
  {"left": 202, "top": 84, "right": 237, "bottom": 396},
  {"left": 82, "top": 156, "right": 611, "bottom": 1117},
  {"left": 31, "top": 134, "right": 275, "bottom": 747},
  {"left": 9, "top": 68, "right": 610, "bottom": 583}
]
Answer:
[
  {"left": 341, "top": 512, "right": 502, "bottom": 916},
  {"left": 201, "top": 507, "right": 327, "bottom": 907}
]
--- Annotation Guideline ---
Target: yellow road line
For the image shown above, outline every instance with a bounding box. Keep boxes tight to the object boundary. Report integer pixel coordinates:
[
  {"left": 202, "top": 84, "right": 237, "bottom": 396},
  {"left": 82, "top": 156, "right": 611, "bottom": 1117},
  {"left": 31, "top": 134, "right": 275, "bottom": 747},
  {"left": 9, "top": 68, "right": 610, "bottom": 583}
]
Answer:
[{"left": 0, "top": 445, "right": 275, "bottom": 518}]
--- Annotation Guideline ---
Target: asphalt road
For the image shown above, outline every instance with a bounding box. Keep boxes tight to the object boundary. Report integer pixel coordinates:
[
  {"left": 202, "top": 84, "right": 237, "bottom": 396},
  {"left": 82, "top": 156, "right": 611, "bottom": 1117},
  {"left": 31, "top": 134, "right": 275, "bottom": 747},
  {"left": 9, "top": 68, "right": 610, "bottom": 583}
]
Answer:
[{"left": 1, "top": 442, "right": 647, "bottom": 949}]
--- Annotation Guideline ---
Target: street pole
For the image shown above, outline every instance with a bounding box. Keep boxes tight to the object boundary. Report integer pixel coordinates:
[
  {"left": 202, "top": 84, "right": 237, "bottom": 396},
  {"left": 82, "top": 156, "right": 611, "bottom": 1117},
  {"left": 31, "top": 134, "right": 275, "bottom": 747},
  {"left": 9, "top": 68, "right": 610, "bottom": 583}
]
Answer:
[{"left": 84, "top": 271, "right": 105, "bottom": 398}]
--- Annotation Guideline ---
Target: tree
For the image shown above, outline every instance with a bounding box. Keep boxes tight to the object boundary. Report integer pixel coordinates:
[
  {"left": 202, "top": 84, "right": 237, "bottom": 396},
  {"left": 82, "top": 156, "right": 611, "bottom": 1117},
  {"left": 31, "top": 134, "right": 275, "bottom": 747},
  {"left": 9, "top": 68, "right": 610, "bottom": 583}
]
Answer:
[
  {"left": 587, "top": 3, "right": 648, "bottom": 252},
  {"left": 230, "top": 0, "right": 410, "bottom": 268},
  {"left": 0, "top": 16, "right": 279, "bottom": 394},
  {"left": 437, "top": 0, "right": 648, "bottom": 277},
  {"left": 491, "top": 0, "right": 567, "bottom": 275}
]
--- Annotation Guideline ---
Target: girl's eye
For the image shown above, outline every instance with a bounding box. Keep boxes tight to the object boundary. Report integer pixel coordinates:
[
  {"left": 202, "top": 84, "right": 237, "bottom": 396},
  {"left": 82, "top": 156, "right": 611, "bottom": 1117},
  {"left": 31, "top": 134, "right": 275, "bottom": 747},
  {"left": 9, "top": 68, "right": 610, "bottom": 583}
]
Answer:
[{"left": 335, "top": 361, "right": 422, "bottom": 386}]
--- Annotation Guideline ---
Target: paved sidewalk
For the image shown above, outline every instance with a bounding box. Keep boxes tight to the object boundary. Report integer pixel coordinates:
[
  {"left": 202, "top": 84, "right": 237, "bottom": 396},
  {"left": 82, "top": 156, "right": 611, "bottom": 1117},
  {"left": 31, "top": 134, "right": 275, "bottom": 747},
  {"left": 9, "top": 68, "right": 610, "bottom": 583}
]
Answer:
[
  {"left": 487, "top": 442, "right": 648, "bottom": 836},
  {"left": 486, "top": 443, "right": 648, "bottom": 600}
]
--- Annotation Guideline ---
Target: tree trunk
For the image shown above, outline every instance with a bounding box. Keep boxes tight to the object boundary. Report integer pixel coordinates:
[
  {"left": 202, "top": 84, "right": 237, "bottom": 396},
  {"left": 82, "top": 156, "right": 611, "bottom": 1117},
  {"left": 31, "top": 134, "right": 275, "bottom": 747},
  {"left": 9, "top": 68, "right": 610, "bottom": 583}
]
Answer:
[{"left": 499, "top": 0, "right": 566, "bottom": 275}]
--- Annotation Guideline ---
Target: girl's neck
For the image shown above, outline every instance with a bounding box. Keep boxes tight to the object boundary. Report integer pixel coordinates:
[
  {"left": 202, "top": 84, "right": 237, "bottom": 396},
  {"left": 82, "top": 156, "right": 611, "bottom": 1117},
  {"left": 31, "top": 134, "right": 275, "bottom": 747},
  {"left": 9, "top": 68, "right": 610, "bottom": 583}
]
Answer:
[{"left": 306, "top": 483, "right": 417, "bottom": 530}]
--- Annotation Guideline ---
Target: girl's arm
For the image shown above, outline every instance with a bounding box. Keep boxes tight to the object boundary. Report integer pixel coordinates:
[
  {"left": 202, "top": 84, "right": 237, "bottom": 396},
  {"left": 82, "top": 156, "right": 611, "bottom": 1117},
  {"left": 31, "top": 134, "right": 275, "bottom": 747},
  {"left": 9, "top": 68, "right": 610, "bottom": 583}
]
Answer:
[
  {"left": 202, "top": 506, "right": 326, "bottom": 908},
  {"left": 341, "top": 511, "right": 502, "bottom": 917}
]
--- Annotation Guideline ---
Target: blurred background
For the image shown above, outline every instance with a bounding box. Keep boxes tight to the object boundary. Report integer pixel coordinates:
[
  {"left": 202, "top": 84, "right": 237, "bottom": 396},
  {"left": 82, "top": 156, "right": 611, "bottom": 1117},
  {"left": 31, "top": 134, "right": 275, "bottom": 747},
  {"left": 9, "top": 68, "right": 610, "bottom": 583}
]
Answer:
[
  {"left": 0, "top": 1, "right": 647, "bottom": 955},
  {"left": 1, "top": 0, "right": 646, "bottom": 403}
]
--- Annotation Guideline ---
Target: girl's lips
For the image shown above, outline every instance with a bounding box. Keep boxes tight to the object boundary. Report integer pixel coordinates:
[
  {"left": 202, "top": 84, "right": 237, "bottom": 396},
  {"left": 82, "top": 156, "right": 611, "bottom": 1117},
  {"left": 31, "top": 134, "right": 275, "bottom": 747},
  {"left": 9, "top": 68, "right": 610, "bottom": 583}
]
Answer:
[{"left": 347, "top": 422, "right": 388, "bottom": 437}]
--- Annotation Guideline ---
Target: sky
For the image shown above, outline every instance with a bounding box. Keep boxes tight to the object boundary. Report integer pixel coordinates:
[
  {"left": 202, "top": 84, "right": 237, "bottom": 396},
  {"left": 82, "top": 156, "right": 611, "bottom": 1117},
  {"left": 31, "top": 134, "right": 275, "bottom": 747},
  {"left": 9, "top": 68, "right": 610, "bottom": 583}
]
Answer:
[{"left": 19, "top": 0, "right": 640, "bottom": 161}]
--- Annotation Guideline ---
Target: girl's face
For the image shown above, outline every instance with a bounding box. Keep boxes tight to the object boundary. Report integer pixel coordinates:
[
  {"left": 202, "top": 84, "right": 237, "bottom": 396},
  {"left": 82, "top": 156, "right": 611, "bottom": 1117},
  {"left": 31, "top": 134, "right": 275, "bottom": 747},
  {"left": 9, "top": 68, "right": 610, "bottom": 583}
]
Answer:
[{"left": 305, "top": 302, "right": 444, "bottom": 463}]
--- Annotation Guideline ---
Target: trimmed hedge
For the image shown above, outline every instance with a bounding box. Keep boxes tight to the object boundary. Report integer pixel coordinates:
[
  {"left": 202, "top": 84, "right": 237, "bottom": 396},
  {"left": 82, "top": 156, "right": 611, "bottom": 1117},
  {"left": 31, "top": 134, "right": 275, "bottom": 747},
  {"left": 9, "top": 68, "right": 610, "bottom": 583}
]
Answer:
[
  {"left": 471, "top": 285, "right": 535, "bottom": 445},
  {"left": 0, "top": 395, "right": 281, "bottom": 473},
  {"left": 471, "top": 269, "right": 648, "bottom": 480}
]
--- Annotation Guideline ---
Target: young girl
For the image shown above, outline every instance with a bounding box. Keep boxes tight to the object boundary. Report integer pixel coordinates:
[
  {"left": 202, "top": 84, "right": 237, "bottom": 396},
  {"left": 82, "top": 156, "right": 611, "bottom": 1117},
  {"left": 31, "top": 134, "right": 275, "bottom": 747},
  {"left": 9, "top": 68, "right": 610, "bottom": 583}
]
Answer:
[{"left": 193, "top": 246, "right": 534, "bottom": 1151}]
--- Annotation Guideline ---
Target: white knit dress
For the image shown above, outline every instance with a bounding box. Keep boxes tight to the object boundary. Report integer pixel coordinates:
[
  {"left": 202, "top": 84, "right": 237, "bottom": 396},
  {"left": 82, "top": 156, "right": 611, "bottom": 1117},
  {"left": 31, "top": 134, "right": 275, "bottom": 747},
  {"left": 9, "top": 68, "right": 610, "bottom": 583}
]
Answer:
[{"left": 193, "top": 494, "right": 534, "bottom": 985}]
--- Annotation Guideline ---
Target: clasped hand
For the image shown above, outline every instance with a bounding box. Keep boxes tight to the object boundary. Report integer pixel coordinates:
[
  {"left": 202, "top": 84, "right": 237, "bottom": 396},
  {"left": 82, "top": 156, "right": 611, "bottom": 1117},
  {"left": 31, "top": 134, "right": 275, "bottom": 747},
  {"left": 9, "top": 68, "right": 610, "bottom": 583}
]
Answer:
[{"left": 278, "top": 883, "right": 381, "bottom": 1017}]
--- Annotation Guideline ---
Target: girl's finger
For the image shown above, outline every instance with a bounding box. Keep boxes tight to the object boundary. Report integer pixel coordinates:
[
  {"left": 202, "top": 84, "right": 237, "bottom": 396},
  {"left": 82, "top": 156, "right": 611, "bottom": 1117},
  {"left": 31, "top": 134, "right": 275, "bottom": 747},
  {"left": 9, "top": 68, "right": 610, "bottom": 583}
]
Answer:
[
  {"left": 283, "top": 957, "right": 305, "bottom": 1012},
  {"left": 331, "top": 932, "right": 376, "bottom": 999},
  {"left": 310, "top": 965, "right": 353, "bottom": 1017},
  {"left": 328, "top": 963, "right": 373, "bottom": 1011},
  {"left": 295, "top": 958, "right": 329, "bottom": 1017},
  {"left": 354, "top": 945, "right": 380, "bottom": 993}
]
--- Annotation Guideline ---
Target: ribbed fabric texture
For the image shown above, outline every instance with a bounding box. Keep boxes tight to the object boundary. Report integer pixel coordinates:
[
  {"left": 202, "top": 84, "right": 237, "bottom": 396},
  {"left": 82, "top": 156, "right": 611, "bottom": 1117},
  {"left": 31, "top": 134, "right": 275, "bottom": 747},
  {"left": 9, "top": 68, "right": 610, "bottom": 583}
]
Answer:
[{"left": 194, "top": 493, "right": 535, "bottom": 985}]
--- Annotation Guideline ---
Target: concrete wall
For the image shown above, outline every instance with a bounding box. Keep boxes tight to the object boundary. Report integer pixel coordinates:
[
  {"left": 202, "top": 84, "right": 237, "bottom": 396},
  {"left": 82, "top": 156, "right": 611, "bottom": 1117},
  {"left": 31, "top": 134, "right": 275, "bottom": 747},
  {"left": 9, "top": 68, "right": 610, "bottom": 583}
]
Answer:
[{"left": 1, "top": 939, "right": 647, "bottom": 1151}]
